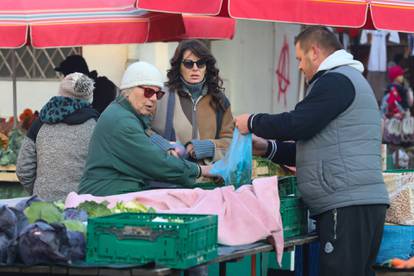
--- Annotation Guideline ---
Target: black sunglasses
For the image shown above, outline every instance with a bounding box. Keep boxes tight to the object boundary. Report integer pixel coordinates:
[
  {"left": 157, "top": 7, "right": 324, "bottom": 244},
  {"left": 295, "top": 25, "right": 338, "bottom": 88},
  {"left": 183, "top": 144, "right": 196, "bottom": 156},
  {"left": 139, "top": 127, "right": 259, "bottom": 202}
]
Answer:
[
  {"left": 138, "top": 86, "right": 165, "bottom": 100},
  {"left": 182, "top": 59, "right": 207, "bottom": 69}
]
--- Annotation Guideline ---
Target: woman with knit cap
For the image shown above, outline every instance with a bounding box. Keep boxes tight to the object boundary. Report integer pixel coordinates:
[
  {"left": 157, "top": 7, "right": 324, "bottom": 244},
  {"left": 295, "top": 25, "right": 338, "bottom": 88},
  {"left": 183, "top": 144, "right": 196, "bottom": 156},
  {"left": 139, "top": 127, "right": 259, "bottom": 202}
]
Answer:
[
  {"left": 16, "top": 73, "right": 98, "bottom": 201},
  {"left": 78, "top": 61, "right": 213, "bottom": 196},
  {"left": 381, "top": 65, "right": 414, "bottom": 118},
  {"left": 54, "top": 54, "right": 118, "bottom": 114},
  {"left": 151, "top": 40, "right": 234, "bottom": 172}
]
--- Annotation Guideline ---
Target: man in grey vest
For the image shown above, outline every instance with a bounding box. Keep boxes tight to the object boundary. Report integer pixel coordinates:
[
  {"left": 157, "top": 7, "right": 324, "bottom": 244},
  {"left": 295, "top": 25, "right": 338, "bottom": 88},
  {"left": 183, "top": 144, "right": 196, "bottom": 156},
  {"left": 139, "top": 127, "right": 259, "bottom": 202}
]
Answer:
[{"left": 235, "top": 26, "right": 389, "bottom": 276}]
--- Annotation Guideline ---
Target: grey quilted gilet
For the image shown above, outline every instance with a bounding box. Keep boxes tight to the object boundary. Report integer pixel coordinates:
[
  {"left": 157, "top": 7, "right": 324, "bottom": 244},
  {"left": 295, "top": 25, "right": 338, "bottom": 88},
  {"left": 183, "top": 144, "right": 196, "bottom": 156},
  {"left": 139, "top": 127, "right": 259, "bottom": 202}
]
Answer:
[{"left": 296, "top": 66, "right": 389, "bottom": 217}]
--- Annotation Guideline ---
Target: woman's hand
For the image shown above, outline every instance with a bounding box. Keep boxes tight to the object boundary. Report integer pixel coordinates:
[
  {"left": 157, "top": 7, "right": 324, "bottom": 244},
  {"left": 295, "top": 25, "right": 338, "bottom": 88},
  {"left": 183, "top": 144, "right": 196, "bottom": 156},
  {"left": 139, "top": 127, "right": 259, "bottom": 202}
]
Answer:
[
  {"left": 200, "top": 165, "right": 219, "bottom": 178},
  {"left": 167, "top": 149, "right": 179, "bottom": 158},
  {"left": 186, "top": 143, "right": 196, "bottom": 159}
]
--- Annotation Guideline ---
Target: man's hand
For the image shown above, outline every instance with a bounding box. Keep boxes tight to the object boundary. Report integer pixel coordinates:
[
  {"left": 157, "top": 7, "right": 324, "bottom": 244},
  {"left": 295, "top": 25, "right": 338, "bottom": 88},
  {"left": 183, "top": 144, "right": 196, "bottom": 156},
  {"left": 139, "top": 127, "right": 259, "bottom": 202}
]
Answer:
[
  {"left": 234, "top": 114, "right": 251, "bottom": 134},
  {"left": 252, "top": 134, "right": 269, "bottom": 156}
]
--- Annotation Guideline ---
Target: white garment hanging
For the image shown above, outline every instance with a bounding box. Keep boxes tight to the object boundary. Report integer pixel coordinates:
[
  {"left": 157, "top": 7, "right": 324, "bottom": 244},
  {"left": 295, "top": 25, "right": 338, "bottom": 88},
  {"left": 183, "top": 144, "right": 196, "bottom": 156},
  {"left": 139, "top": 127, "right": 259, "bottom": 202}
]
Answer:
[
  {"left": 408, "top": 34, "right": 414, "bottom": 56},
  {"left": 360, "top": 30, "right": 400, "bottom": 72}
]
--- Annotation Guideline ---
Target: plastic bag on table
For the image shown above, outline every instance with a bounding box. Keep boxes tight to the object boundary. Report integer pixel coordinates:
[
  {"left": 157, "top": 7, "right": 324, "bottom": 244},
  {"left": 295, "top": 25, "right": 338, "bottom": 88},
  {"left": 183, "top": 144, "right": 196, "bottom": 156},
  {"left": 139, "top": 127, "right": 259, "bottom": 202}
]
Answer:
[{"left": 210, "top": 128, "right": 252, "bottom": 187}]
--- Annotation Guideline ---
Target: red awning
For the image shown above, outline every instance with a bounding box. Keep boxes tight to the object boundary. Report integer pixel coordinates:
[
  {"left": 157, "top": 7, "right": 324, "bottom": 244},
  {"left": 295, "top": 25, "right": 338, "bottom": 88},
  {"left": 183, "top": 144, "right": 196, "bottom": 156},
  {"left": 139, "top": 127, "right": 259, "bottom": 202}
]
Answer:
[
  {"left": 0, "top": 0, "right": 185, "bottom": 48},
  {"left": 137, "top": 0, "right": 414, "bottom": 33},
  {"left": 229, "top": 0, "right": 368, "bottom": 28},
  {"left": 137, "top": 0, "right": 235, "bottom": 41},
  {"left": 370, "top": 0, "right": 414, "bottom": 33},
  {"left": 173, "top": 15, "right": 235, "bottom": 40},
  {"left": 138, "top": 0, "right": 224, "bottom": 15}
]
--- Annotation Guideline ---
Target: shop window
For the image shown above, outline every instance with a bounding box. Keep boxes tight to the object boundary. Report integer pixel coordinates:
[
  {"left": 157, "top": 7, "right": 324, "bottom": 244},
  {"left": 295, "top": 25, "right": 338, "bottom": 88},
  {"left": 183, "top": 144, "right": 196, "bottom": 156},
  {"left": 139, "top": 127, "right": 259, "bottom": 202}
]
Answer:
[{"left": 0, "top": 47, "right": 81, "bottom": 80}]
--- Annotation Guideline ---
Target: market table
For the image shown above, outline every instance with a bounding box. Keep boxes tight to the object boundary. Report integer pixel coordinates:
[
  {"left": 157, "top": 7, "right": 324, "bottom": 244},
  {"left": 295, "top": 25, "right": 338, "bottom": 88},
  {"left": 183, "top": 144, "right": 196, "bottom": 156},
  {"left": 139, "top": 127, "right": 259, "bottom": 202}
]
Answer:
[
  {"left": 0, "top": 234, "right": 318, "bottom": 276},
  {"left": 0, "top": 165, "right": 29, "bottom": 199}
]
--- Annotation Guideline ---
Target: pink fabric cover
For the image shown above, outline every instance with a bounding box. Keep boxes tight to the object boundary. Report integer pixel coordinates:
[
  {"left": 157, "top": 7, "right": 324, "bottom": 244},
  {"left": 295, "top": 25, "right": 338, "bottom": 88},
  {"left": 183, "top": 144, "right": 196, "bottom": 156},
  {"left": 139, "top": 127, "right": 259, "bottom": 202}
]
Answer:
[{"left": 65, "top": 176, "right": 284, "bottom": 263}]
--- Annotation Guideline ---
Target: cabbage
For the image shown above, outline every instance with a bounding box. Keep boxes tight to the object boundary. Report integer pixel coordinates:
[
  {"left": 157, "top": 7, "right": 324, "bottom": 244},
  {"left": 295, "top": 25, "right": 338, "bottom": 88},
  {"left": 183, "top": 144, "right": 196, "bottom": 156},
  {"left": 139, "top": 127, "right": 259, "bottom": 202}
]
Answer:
[
  {"left": 66, "top": 231, "right": 86, "bottom": 262},
  {"left": 18, "top": 222, "right": 71, "bottom": 265},
  {"left": 0, "top": 205, "right": 18, "bottom": 264},
  {"left": 63, "top": 208, "right": 88, "bottom": 222},
  {"left": 62, "top": 220, "right": 86, "bottom": 235},
  {"left": 24, "top": 202, "right": 63, "bottom": 224}
]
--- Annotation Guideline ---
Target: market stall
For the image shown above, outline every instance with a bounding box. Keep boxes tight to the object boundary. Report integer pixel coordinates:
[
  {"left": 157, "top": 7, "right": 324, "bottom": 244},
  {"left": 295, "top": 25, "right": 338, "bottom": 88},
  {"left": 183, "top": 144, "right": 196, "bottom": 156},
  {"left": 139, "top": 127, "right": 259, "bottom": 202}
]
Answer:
[
  {"left": 0, "top": 168, "right": 312, "bottom": 275},
  {"left": 0, "top": 235, "right": 318, "bottom": 276}
]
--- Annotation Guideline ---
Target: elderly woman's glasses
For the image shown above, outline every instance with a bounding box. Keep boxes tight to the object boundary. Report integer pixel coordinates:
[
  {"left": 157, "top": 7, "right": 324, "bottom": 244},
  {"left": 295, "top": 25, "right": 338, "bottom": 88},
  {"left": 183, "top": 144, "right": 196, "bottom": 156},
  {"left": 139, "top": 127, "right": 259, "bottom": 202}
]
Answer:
[
  {"left": 182, "top": 59, "right": 206, "bottom": 69},
  {"left": 139, "top": 86, "right": 165, "bottom": 100}
]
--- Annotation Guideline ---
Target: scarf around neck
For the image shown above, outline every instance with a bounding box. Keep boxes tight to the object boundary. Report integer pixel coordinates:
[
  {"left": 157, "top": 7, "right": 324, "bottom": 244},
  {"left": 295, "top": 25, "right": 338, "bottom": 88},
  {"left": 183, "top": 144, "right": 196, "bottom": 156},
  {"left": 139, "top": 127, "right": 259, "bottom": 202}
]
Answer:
[
  {"left": 181, "top": 77, "right": 207, "bottom": 101},
  {"left": 40, "top": 96, "right": 91, "bottom": 124}
]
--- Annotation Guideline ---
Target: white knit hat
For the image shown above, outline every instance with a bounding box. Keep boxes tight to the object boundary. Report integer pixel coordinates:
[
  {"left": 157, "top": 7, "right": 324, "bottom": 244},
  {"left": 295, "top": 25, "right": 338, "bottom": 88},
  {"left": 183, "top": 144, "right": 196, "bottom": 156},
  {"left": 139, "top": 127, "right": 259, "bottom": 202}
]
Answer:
[
  {"left": 58, "top": 72, "right": 94, "bottom": 103},
  {"left": 120, "top": 61, "right": 164, "bottom": 90}
]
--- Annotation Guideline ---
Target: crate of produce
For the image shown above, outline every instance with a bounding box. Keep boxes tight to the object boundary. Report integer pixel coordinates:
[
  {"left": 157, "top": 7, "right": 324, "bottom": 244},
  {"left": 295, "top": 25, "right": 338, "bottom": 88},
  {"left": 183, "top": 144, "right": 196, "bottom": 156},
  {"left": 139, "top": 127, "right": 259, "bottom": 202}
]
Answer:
[
  {"left": 280, "top": 196, "right": 308, "bottom": 238},
  {"left": 86, "top": 212, "right": 218, "bottom": 269},
  {"left": 252, "top": 157, "right": 279, "bottom": 178},
  {"left": 278, "top": 176, "right": 298, "bottom": 197}
]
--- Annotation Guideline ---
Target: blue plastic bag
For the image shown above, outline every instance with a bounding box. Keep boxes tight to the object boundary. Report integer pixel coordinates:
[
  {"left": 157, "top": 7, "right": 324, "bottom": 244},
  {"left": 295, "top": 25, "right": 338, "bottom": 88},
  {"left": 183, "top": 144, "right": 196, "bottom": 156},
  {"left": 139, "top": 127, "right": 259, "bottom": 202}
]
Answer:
[{"left": 210, "top": 128, "right": 252, "bottom": 187}]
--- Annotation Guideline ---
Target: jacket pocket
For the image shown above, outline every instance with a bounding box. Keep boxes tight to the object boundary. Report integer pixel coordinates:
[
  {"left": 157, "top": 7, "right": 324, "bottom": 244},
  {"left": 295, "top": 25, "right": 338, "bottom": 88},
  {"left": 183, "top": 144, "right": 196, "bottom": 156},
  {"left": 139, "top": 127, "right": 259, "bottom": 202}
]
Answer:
[{"left": 317, "top": 161, "right": 337, "bottom": 194}]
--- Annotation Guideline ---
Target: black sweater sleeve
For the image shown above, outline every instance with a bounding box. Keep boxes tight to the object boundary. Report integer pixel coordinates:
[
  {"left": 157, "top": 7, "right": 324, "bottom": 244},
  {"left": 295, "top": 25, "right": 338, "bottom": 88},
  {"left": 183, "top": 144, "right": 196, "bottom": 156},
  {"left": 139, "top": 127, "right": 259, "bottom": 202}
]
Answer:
[
  {"left": 264, "top": 140, "right": 296, "bottom": 166},
  {"left": 249, "top": 72, "right": 356, "bottom": 141}
]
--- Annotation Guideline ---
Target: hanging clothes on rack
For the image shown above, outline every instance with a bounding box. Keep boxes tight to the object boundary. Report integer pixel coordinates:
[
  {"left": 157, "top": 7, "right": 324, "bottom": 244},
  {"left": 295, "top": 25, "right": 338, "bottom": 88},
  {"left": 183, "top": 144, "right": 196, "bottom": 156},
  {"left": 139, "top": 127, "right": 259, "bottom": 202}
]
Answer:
[
  {"left": 360, "top": 30, "right": 400, "bottom": 103},
  {"left": 408, "top": 33, "right": 414, "bottom": 56}
]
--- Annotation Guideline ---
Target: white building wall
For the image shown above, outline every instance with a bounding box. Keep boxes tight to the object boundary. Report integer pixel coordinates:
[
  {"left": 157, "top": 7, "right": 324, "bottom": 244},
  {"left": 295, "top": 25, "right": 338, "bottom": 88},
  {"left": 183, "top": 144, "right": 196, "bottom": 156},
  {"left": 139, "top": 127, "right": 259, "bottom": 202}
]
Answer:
[
  {"left": 212, "top": 20, "right": 276, "bottom": 115},
  {"left": 212, "top": 20, "right": 302, "bottom": 116},
  {"left": 272, "top": 23, "right": 302, "bottom": 114},
  {"left": 83, "top": 45, "right": 128, "bottom": 87}
]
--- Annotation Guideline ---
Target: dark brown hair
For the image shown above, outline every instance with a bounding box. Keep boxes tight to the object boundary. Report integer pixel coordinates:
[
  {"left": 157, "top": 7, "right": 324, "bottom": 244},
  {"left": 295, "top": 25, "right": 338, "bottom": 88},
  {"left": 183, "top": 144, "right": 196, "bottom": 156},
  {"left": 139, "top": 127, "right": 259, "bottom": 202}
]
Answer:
[
  {"left": 294, "top": 26, "right": 342, "bottom": 54},
  {"left": 166, "top": 39, "right": 226, "bottom": 111}
]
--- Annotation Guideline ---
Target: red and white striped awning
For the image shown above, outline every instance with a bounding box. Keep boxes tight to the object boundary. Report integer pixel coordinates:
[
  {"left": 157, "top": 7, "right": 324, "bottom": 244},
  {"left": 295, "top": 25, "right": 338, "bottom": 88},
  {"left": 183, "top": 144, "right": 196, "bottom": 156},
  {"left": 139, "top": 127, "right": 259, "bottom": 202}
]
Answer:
[
  {"left": 138, "top": 0, "right": 414, "bottom": 33},
  {"left": 0, "top": 0, "right": 184, "bottom": 48}
]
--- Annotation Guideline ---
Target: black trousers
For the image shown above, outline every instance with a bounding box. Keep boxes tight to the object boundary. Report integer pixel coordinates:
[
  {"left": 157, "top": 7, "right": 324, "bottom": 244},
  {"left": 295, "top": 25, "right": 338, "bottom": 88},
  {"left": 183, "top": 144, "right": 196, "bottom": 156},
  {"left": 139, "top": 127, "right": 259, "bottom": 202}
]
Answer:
[{"left": 316, "top": 204, "right": 387, "bottom": 276}]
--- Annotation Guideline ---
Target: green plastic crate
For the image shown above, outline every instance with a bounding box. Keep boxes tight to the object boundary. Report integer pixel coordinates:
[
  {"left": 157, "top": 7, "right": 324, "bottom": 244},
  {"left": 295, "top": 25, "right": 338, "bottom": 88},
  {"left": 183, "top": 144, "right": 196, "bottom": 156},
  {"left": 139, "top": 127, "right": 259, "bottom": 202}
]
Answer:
[
  {"left": 0, "top": 182, "right": 30, "bottom": 199},
  {"left": 194, "top": 182, "right": 224, "bottom": 190},
  {"left": 278, "top": 176, "right": 298, "bottom": 197},
  {"left": 383, "top": 169, "right": 414, "bottom": 173},
  {"left": 280, "top": 196, "right": 308, "bottom": 238},
  {"left": 86, "top": 212, "right": 218, "bottom": 269}
]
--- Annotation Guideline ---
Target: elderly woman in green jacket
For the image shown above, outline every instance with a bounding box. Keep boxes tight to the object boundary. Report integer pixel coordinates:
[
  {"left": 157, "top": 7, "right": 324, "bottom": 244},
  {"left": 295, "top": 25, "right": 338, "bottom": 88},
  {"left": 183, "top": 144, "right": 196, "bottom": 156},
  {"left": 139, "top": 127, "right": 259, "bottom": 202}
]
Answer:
[{"left": 78, "top": 61, "right": 211, "bottom": 196}]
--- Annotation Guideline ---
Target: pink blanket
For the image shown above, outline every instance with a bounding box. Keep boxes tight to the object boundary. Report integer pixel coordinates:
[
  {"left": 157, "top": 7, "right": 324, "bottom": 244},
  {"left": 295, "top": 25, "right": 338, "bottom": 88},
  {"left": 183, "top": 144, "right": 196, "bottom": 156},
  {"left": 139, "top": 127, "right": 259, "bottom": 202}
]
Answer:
[{"left": 65, "top": 176, "right": 284, "bottom": 264}]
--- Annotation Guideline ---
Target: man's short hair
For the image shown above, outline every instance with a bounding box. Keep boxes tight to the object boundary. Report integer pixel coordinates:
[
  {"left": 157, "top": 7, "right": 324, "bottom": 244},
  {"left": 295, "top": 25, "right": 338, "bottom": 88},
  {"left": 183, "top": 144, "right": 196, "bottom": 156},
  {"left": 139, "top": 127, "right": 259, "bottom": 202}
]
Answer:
[{"left": 294, "top": 26, "right": 343, "bottom": 54}]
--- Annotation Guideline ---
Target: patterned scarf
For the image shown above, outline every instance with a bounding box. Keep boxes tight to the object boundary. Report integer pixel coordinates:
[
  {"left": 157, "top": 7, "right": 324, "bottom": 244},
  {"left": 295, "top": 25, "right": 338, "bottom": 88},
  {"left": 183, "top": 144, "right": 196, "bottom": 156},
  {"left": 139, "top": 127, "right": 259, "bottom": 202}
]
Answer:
[{"left": 40, "top": 96, "right": 91, "bottom": 124}]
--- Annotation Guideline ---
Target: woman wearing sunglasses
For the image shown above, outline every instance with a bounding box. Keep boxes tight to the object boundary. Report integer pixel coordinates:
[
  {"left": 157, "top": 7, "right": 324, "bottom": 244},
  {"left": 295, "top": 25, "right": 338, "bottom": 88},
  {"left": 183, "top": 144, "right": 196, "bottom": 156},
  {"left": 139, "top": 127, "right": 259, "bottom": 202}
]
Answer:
[
  {"left": 152, "top": 40, "right": 234, "bottom": 174},
  {"left": 79, "top": 61, "right": 212, "bottom": 196}
]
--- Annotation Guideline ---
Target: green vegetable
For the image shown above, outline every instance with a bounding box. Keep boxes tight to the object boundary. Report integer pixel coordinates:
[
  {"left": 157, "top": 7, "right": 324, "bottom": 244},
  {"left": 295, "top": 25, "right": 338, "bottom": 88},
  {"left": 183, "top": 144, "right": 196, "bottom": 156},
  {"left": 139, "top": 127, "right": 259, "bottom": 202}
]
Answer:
[
  {"left": 24, "top": 202, "right": 63, "bottom": 224},
  {"left": 53, "top": 200, "right": 65, "bottom": 212},
  {"left": 110, "top": 200, "right": 150, "bottom": 214},
  {"left": 0, "top": 128, "right": 24, "bottom": 165},
  {"left": 62, "top": 220, "right": 86, "bottom": 235},
  {"left": 77, "top": 201, "right": 112, "bottom": 218}
]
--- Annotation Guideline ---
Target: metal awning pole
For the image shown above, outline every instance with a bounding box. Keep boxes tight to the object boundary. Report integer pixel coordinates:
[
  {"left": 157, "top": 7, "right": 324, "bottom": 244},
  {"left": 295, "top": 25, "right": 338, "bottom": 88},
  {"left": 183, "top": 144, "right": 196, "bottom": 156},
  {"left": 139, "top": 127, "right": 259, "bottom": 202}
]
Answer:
[{"left": 11, "top": 49, "right": 17, "bottom": 128}]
